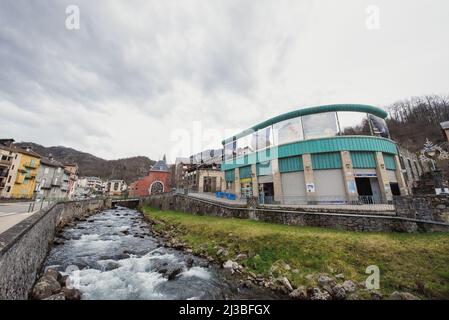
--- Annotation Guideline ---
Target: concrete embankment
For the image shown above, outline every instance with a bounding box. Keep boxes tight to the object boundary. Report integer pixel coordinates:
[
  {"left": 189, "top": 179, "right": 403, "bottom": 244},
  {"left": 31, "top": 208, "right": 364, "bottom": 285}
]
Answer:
[{"left": 0, "top": 199, "right": 110, "bottom": 300}]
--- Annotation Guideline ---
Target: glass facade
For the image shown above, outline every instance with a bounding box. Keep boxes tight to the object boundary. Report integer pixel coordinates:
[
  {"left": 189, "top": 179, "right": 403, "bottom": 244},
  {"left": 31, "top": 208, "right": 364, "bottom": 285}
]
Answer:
[
  {"left": 369, "top": 115, "right": 390, "bottom": 138},
  {"left": 273, "top": 117, "right": 303, "bottom": 146},
  {"left": 224, "top": 110, "right": 391, "bottom": 161},
  {"left": 302, "top": 112, "right": 338, "bottom": 140},
  {"left": 337, "top": 112, "right": 371, "bottom": 136}
]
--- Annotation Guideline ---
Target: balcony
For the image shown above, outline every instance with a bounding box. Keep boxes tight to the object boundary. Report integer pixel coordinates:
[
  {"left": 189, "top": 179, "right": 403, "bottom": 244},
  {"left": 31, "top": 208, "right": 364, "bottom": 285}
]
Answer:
[
  {"left": 0, "top": 159, "right": 12, "bottom": 167},
  {"left": 15, "top": 174, "right": 25, "bottom": 184},
  {"left": 24, "top": 161, "right": 38, "bottom": 169}
]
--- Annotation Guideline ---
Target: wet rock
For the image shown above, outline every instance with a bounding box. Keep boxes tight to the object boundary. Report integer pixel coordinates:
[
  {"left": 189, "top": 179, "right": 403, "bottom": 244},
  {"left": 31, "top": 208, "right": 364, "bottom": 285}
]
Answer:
[
  {"left": 44, "top": 268, "right": 61, "bottom": 282},
  {"left": 240, "top": 280, "right": 254, "bottom": 289},
  {"left": 102, "top": 261, "right": 121, "bottom": 271},
  {"left": 186, "top": 257, "right": 194, "bottom": 268},
  {"left": 32, "top": 275, "right": 62, "bottom": 300},
  {"left": 152, "top": 260, "right": 170, "bottom": 274},
  {"left": 166, "top": 265, "right": 184, "bottom": 280},
  {"left": 59, "top": 275, "right": 70, "bottom": 287},
  {"left": 44, "top": 293, "right": 66, "bottom": 300},
  {"left": 223, "top": 260, "right": 239, "bottom": 274},
  {"left": 289, "top": 286, "right": 308, "bottom": 300},
  {"left": 61, "top": 287, "right": 81, "bottom": 300},
  {"left": 276, "top": 277, "right": 293, "bottom": 293},
  {"left": 331, "top": 284, "right": 347, "bottom": 300},
  {"left": 308, "top": 287, "right": 332, "bottom": 300},
  {"left": 341, "top": 280, "right": 357, "bottom": 293},
  {"left": 199, "top": 261, "right": 209, "bottom": 268},
  {"left": 317, "top": 274, "right": 336, "bottom": 288},
  {"left": 53, "top": 239, "right": 65, "bottom": 245},
  {"left": 371, "top": 291, "right": 383, "bottom": 300},
  {"left": 388, "top": 291, "right": 421, "bottom": 300}
]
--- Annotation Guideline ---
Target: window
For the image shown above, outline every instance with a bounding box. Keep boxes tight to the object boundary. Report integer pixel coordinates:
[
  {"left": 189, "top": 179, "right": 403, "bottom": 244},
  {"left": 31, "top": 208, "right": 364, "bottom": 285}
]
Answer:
[
  {"left": 44, "top": 167, "right": 49, "bottom": 174},
  {"left": 7, "top": 175, "right": 11, "bottom": 183},
  {"left": 414, "top": 161, "right": 421, "bottom": 177},
  {"left": 273, "top": 117, "right": 303, "bottom": 146},
  {"left": 6, "top": 186, "right": 10, "bottom": 192},
  {"left": 337, "top": 112, "right": 371, "bottom": 136},
  {"left": 150, "top": 182, "right": 164, "bottom": 194},
  {"left": 256, "top": 126, "right": 273, "bottom": 150},
  {"left": 236, "top": 133, "right": 257, "bottom": 157},
  {"left": 407, "top": 159, "right": 415, "bottom": 180},
  {"left": 369, "top": 115, "right": 390, "bottom": 138},
  {"left": 303, "top": 112, "right": 338, "bottom": 140},
  {"left": 224, "top": 141, "right": 235, "bottom": 161}
]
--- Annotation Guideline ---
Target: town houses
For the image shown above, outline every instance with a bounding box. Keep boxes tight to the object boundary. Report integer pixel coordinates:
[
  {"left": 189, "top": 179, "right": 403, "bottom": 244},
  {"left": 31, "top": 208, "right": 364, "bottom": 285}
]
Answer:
[{"left": 0, "top": 139, "right": 131, "bottom": 200}]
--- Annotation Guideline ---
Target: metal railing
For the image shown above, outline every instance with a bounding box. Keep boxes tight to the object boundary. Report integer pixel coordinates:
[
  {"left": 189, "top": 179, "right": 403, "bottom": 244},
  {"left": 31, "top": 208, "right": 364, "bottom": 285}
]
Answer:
[
  {"left": 259, "top": 195, "right": 391, "bottom": 206},
  {"left": 27, "top": 197, "right": 69, "bottom": 213}
]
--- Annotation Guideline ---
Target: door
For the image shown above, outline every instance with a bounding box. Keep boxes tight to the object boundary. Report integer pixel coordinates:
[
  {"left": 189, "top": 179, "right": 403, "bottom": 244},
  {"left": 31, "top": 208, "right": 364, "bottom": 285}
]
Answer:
[{"left": 370, "top": 178, "right": 382, "bottom": 204}]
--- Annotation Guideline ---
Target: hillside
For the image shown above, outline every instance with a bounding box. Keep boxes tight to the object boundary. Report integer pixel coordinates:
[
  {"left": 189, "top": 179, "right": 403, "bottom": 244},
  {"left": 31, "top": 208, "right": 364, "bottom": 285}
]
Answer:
[
  {"left": 15, "top": 142, "right": 156, "bottom": 184},
  {"left": 385, "top": 94, "right": 449, "bottom": 152}
]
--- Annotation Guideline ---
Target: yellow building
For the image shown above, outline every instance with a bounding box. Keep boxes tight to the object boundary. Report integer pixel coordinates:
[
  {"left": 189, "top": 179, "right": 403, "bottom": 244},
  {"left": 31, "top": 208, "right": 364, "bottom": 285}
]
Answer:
[{"left": 9, "top": 148, "right": 41, "bottom": 199}]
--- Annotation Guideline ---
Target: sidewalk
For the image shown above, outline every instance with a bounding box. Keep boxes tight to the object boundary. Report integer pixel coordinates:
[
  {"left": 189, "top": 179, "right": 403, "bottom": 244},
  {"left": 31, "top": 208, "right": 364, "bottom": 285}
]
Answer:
[
  {"left": 0, "top": 212, "right": 35, "bottom": 234},
  {"left": 0, "top": 201, "right": 53, "bottom": 235}
]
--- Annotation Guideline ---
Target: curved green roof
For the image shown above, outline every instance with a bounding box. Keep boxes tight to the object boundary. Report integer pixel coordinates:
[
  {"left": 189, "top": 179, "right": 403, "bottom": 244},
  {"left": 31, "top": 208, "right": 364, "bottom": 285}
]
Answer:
[{"left": 222, "top": 104, "right": 388, "bottom": 145}]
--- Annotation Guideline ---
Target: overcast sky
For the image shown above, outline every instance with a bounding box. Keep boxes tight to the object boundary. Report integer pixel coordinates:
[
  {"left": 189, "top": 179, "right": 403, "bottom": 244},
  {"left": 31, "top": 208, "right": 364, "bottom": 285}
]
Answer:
[{"left": 1, "top": 0, "right": 448, "bottom": 162}]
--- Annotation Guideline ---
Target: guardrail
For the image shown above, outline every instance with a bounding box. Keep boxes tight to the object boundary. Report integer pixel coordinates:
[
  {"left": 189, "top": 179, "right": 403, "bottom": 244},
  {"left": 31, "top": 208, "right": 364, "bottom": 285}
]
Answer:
[
  {"left": 255, "top": 195, "right": 394, "bottom": 211},
  {"left": 27, "top": 197, "right": 69, "bottom": 213}
]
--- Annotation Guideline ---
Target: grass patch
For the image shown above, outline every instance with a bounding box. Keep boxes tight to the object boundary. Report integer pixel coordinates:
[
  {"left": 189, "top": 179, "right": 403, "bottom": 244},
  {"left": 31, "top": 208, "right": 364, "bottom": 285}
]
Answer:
[{"left": 143, "top": 206, "right": 449, "bottom": 299}]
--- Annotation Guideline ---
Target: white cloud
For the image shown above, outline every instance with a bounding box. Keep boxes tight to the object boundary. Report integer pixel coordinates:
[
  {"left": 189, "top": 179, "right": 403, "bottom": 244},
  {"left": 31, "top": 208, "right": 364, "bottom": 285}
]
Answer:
[{"left": 1, "top": 0, "right": 448, "bottom": 162}]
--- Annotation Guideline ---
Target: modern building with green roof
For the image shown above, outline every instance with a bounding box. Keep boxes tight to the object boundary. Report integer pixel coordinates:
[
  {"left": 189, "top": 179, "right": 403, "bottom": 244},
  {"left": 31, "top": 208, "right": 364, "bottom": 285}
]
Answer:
[{"left": 221, "top": 104, "right": 408, "bottom": 204}]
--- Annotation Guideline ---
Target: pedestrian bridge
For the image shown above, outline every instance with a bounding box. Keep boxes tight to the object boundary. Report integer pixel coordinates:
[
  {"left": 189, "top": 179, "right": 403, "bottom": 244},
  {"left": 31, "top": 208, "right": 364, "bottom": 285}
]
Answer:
[{"left": 110, "top": 198, "right": 141, "bottom": 209}]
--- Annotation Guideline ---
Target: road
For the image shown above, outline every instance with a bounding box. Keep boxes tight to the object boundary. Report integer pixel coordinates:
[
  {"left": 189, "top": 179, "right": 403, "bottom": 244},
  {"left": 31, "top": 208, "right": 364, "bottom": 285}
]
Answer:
[{"left": 0, "top": 202, "right": 36, "bottom": 235}]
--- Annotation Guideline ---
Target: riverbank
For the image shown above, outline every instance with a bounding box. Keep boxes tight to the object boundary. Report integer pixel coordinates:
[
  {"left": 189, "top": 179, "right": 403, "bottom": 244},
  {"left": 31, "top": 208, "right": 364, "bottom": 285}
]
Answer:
[
  {"left": 36, "top": 206, "right": 281, "bottom": 300},
  {"left": 142, "top": 206, "right": 449, "bottom": 300}
]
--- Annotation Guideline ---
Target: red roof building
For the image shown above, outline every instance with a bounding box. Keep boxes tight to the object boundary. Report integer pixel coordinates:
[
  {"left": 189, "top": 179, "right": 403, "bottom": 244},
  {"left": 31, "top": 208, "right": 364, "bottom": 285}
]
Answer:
[{"left": 128, "top": 156, "right": 171, "bottom": 197}]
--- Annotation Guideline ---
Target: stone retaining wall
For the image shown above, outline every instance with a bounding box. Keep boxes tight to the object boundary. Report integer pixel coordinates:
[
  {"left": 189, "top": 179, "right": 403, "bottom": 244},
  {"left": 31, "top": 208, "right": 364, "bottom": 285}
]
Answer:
[
  {"left": 394, "top": 195, "right": 449, "bottom": 223},
  {"left": 141, "top": 194, "right": 449, "bottom": 233},
  {"left": 0, "top": 199, "right": 109, "bottom": 300}
]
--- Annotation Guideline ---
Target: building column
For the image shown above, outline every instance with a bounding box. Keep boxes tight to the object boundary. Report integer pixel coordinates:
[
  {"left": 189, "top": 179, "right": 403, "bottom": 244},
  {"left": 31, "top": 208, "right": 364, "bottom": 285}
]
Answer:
[
  {"left": 251, "top": 164, "right": 259, "bottom": 197},
  {"left": 302, "top": 154, "right": 317, "bottom": 200},
  {"left": 197, "top": 171, "right": 204, "bottom": 193},
  {"left": 374, "top": 152, "right": 393, "bottom": 202},
  {"left": 340, "top": 151, "right": 358, "bottom": 201},
  {"left": 220, "top": 174, "right": 226, "bottom": 192},
  {"left": 234, "top": 167, "right": 241, "bottom": 199},
  {"left": 271, "top": 158, "right": 283, "bottom": 203},
  {"left": 394, "top": 155, "right": 409, "bottom": 195}
]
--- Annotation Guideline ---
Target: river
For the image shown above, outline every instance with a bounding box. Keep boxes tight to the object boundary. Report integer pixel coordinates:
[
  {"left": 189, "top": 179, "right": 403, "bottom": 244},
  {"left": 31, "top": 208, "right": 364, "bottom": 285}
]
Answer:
[{"left": 42, "top": 206, "right": 280, "bottom": 300}]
